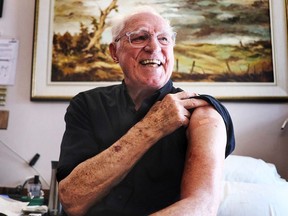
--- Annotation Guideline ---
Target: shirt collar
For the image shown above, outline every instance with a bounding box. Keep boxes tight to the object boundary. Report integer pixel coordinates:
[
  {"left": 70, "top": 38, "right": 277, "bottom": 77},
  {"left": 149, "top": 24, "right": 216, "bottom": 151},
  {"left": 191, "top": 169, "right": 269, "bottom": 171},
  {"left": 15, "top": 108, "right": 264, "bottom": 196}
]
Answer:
[{"left": 122, "top": 79, "right": 174, "bottom": 117}]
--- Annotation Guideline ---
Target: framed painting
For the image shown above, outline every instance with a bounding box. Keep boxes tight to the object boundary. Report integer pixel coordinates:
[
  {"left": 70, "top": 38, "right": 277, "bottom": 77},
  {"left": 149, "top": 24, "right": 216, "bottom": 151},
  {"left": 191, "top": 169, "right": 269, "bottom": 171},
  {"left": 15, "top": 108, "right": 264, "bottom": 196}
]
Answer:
[{"left": 31, "top": 0, "right": 288, "bottom": 101}]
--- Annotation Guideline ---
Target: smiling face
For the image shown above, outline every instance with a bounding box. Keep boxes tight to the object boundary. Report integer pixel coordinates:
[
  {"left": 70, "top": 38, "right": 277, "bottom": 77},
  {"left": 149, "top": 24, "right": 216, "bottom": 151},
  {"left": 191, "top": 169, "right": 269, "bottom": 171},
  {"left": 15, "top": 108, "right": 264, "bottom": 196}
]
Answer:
[{"left": 109, "top": 12, "right": 175, "bottom": 94}]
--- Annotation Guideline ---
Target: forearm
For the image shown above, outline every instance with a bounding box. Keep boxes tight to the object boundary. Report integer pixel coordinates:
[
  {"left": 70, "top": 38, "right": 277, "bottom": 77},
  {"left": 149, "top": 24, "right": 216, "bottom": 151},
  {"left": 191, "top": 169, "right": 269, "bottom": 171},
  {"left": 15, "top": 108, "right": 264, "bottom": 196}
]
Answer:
[
  {"left": 150, "top": 166, "right": 222, "bottom": 216},
  {"left": 59, "top": 120, "right": 160, "bottom": 216},
  {"left": 150, "top": 193, "right": 221, "bottom": 216}
]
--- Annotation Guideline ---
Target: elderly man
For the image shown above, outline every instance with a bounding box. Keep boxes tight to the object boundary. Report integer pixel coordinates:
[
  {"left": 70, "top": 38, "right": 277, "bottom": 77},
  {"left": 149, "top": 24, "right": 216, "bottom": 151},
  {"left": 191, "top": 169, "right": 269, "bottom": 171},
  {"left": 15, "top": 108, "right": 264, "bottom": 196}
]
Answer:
[{"left": 56, "top": 6, "right": 235, "bottom": 216}]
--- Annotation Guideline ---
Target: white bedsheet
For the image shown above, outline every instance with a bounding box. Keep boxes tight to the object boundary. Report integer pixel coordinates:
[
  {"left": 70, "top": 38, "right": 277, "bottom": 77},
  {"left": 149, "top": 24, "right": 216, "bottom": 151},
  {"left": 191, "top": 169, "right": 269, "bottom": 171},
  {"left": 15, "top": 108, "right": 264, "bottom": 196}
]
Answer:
[
  {"left": 218, "top": 155, "right": 288, "bottom": 216},
  {"left": 218, "top": 181, "right": 288, "bottom": 216}
]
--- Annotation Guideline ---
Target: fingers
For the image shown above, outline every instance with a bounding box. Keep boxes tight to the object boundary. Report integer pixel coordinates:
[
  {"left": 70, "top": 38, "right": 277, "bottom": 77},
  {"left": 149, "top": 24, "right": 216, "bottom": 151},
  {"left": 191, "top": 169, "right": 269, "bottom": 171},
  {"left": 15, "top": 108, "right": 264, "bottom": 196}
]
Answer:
[
  {"left": 182, "top": 97, "right": 209, "bottom": 110},
  {"left": 182, "top": 109, "right": 191, "bottom": 127},
  {"left": 147, "top": 91, "right": 208, "bottom": 130},
  {"left": 174, "top": 91, "right": 199, "bottom": 100},
  {"left": 172, "top": 91, "right": 208, "bottom": 110}
]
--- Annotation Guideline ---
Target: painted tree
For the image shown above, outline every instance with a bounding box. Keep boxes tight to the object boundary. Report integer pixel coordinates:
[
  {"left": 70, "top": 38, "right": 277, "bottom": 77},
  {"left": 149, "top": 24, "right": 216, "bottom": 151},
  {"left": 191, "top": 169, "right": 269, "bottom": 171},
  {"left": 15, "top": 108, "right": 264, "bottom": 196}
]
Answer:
[{"left": 83, "top": 0, "right": 118, "bottom": 52}]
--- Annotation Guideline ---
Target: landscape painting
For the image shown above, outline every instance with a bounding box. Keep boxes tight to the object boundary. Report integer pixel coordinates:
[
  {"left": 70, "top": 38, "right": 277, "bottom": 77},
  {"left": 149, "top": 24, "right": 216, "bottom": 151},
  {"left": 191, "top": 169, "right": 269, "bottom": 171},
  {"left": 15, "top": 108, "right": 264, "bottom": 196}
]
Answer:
[
  {"left": 51, "top": 0, "right": 273, "bottom": 83},
  {"left": 33, "top": 0, "right": 288, "bottom": 100}
]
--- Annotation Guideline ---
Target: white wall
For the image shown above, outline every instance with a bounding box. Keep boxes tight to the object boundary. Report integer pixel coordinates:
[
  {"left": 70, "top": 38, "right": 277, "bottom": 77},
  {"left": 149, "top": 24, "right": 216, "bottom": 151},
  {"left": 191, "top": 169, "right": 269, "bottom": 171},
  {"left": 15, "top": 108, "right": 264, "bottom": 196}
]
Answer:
[{"left": 0, "top": 0, "right": 287, "bottom": 190}]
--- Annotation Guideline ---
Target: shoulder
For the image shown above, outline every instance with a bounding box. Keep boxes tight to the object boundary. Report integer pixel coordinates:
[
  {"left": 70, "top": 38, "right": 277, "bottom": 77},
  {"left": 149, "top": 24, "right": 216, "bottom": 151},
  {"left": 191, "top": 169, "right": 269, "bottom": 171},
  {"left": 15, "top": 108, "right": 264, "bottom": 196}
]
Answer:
[
  {"left": 71, "top": 83, "right": 123, "bottom": 102},
  {"left": 66, "top": 83, "right": 123, "bottom": 113}
]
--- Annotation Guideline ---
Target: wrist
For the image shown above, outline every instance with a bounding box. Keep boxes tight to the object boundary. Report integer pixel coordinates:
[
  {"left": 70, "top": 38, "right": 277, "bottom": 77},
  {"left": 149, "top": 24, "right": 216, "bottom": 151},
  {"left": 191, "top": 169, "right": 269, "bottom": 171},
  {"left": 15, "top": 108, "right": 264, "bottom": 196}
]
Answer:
[{"left": 132, "top": 119, "right": 162, "bottom": 146}]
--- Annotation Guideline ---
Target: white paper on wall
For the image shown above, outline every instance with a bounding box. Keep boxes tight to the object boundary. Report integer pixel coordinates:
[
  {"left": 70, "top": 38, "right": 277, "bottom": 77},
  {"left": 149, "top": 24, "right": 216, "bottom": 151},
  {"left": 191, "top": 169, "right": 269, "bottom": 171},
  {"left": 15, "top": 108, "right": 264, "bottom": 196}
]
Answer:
[{"left": 0, "top": 38, "right": 19, "bottom": 85}]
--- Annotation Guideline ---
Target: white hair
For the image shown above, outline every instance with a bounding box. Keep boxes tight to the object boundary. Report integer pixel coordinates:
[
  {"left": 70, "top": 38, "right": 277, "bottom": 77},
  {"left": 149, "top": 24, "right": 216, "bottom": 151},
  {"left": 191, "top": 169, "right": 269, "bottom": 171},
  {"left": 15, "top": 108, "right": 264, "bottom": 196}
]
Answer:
[{"left": 110, "top": 6, "right": 173, "bottom": 42}]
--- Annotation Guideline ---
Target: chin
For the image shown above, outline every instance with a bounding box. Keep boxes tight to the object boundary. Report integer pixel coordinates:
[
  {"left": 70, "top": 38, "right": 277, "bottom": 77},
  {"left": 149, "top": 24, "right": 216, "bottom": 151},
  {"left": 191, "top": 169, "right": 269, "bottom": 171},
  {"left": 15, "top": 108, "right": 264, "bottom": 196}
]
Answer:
[{"left": 144, "top": 77, "right": 169, "bottom": 89}]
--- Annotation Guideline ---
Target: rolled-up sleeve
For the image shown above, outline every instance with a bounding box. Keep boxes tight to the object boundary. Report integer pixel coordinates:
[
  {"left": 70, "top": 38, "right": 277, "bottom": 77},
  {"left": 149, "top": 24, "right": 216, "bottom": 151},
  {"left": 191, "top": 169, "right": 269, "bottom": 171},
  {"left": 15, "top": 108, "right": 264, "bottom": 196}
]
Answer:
[{"left": 192, "top": 94, "right": 235, "bottom": 157}]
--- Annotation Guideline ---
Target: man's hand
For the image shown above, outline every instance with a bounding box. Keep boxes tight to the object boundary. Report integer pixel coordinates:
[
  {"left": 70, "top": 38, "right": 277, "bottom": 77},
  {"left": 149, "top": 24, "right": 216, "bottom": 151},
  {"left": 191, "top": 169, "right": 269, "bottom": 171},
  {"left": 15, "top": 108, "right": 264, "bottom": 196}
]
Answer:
[{"left": 141, "top": 91, "right": 209, "bottom": 139}]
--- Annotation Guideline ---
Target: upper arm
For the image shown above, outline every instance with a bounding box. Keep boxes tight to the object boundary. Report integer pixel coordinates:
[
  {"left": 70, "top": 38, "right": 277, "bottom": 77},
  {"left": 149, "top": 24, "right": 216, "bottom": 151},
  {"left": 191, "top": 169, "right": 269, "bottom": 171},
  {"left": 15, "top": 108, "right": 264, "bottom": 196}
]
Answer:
[{"left": 181, "top": 106, "right": 227, "bottom": 208}]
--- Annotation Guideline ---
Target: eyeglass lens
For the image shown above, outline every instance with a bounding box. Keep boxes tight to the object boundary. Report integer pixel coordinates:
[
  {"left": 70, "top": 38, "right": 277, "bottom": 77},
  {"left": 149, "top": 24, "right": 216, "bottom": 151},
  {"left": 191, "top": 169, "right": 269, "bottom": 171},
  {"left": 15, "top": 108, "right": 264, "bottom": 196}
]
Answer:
[{"left": 128, "top": 31, "right": 174, "bottom": 48}]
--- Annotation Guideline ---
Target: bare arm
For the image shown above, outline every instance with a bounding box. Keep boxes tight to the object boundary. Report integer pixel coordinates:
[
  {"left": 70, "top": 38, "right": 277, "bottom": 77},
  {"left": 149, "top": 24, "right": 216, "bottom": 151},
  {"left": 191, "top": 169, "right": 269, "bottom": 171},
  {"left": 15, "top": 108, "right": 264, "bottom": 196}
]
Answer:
[
  {"left": 58, "top": 91, "right": 208, "bottom": 216},
  {"left": 151, "top": 106, "right": 227, "bottom": 216},
  {"left": 59, "top": 120, "right": 159, "bottom": 216}
]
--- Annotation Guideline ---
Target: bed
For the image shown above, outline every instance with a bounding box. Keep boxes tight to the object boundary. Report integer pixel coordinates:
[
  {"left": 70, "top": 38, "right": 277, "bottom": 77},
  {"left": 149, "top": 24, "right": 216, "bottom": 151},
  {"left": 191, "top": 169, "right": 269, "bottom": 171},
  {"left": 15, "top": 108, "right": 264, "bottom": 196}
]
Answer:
[{"left": 218, "top": 155, "right": 288, "bottom": 216}]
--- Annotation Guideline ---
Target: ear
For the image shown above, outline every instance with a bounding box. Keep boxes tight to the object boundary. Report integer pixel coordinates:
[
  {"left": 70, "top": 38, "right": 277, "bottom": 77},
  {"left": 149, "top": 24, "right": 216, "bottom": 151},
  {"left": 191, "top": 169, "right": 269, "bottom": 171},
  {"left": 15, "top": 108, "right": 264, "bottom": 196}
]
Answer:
[{"left": 109, "top": 43, "right": 119, "bottom": 63}]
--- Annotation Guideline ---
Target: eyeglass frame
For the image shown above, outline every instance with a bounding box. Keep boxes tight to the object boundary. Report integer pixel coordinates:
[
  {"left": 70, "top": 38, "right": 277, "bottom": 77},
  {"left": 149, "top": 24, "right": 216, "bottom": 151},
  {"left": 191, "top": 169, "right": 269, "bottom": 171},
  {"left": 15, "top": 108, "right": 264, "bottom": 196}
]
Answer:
[{"left": 114, "top": 29, "right": 177, "bottom": 48}]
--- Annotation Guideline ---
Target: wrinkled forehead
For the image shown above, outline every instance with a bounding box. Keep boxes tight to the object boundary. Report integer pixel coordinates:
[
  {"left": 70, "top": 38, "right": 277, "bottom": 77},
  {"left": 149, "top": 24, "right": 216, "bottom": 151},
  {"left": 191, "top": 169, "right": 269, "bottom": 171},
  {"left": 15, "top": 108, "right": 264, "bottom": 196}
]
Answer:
[{"left": 123, "top": 12, "right": 172, "bottom": 34}]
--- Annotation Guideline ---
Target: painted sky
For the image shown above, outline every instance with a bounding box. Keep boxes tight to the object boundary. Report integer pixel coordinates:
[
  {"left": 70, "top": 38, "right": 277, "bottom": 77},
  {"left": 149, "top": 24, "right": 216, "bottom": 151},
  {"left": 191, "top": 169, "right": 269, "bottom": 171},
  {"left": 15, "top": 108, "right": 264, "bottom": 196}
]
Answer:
[{"left": 52, "top": 0, "right": 271, "bottom": 45}]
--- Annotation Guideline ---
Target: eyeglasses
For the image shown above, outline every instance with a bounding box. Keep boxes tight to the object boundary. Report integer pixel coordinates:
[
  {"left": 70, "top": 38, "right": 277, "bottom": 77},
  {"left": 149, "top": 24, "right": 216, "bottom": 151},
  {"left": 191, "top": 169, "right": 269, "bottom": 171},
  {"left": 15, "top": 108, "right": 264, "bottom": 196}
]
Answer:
[{"left": 115, "top": 30, "right": 176, "bottom": 48}]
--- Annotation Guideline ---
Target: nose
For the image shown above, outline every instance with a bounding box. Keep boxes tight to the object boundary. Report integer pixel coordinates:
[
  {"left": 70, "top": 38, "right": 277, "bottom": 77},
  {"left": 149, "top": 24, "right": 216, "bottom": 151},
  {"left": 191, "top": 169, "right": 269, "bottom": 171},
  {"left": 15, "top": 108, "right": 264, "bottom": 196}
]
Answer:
[{"left": 144, "top": 35, "right": 161, "bottom": 52}]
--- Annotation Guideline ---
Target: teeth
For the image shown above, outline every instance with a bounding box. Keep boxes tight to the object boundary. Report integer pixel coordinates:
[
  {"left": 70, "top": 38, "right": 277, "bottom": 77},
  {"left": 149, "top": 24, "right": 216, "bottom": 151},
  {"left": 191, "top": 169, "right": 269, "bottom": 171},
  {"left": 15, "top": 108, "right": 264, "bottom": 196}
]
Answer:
[{"left": 140, "top": 59, "right": 162, "bottom": 66}]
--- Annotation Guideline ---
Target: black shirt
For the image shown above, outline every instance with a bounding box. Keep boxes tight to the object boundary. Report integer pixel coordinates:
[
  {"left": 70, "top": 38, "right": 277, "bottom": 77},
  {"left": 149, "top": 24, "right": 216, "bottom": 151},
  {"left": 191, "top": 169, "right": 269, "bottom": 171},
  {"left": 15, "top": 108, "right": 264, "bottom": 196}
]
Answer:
[{"left": 57, "top": 80, "right": 235, "bottom": 215}]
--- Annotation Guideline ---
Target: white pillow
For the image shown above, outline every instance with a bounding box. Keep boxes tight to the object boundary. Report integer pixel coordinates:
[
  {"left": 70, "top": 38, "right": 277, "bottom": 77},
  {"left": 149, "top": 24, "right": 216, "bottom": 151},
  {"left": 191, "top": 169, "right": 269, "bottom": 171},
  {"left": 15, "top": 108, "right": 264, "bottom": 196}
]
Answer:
[{"left": 223, "top": 155, "right": 286, "bottom": 184}]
